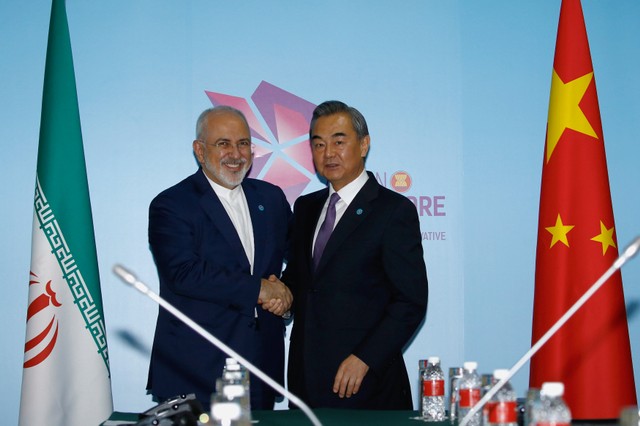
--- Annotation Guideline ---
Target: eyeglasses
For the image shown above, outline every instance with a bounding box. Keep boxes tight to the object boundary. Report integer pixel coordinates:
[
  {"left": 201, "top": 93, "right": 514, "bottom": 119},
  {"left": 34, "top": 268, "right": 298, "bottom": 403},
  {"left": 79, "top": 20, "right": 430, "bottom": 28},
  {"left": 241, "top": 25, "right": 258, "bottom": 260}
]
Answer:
[{"left": 198, "top": 139, "right": 254, "bottom": 153}]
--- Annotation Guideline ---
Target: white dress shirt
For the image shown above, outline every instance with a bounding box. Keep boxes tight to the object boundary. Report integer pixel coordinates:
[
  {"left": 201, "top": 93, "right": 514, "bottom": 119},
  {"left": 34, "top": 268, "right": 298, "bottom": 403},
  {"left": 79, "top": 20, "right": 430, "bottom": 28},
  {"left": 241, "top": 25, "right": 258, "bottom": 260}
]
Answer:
[{"left": 204, "top": 172, "right": 255, "bottom": 273}]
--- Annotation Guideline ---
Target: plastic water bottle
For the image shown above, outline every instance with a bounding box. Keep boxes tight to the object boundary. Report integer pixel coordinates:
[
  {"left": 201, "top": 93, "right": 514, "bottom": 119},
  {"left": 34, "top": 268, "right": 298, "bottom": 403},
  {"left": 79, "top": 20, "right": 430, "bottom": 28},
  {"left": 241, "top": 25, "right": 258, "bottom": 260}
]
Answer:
[
  {"left": 223, "top": 358, "right": 250, "bottom": 391},
  {"left": 420, "top": 357, "right": 446, "bottom": 421},
  {"left": 211, "top": 391, "right": 250, "bottom": 426},
  {"left": 481, "top": 373, "right": 494, "bottom": 396},
  {"left": 531, "top": 382, "right": 571, "bottom": 426},
  {"left": 524, "top": 388, "right": 540, "bottom": 426},
  {"left": 459, "top": 361, "right": 482, "bottom": 426},
  {"left": 211, "top": 371, "right": 251, "bottom": 426},
  {"left": 221, "top": 358, "right": 251, "bottom": 412},
  {"left": 448, "top": 367, "right": 464, "bottom": 422},
  {"left": 481, "top": 373, "right": 497, "bottom": 422},
  {"left": 485, "top": 369, "right": 518, "bottom": 426}
]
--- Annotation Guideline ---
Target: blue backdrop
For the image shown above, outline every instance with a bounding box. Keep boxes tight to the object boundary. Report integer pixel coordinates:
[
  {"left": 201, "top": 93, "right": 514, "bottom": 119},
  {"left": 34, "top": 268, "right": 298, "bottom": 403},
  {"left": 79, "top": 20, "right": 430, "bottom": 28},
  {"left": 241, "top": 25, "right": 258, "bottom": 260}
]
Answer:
[{"left": 1, "top": 1, "right": 639, "bottom": 421}]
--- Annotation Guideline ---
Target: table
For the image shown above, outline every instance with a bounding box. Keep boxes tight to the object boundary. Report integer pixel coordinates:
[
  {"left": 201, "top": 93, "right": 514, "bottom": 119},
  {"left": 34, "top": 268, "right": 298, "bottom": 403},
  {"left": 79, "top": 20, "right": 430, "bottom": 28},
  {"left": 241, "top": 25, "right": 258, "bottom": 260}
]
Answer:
[
  {"left": 106, "top": 408, "right": 622, "bottom": 425},
  {"left": 105, "top": 409, "right": 432, "bottom": 425},
  {"left": 254, "top": 409, "right": 424, "bottom": 425}
]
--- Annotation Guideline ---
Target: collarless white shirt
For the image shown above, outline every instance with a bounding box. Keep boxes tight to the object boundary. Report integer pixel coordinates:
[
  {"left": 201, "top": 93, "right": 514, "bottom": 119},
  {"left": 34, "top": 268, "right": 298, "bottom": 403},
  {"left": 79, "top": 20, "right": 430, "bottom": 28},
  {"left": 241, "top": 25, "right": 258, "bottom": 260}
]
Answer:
[
  {"left": 312, "top": 169, "right": 369, "bottom": 254},
  {"left": 204, "top": 171, "right": 255, "bottom": 273}
]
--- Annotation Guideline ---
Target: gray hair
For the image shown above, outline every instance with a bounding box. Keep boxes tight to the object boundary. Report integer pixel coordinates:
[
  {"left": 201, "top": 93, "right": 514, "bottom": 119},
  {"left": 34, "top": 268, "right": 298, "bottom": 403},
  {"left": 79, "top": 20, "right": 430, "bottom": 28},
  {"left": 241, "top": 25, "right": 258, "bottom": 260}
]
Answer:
[
  {"left": 195, "top": 106, "right": 250, "bottom": 140},
  {"left": 309, "top": 100, "right": 369, "bottom": 140}
]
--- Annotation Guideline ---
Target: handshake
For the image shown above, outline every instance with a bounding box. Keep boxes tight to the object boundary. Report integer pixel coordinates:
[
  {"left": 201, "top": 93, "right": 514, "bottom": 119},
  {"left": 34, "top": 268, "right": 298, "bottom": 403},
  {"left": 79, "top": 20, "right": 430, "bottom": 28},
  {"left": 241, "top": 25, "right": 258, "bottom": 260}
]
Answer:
[{"left": 258, "top": 275, "right": 292, "bottom": 317}]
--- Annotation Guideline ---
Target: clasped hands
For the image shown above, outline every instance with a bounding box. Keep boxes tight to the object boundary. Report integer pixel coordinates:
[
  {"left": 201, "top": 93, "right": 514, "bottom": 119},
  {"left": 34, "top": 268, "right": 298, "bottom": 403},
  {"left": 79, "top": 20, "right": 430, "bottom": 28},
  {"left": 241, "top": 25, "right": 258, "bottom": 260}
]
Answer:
[{"left": 258, "top": 274, "right": 292, "bottom": 317}]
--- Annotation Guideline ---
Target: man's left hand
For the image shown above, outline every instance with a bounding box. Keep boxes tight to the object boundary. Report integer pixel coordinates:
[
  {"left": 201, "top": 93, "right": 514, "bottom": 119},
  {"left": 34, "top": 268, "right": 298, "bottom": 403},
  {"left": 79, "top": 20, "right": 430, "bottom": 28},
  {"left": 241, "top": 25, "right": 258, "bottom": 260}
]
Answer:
[{"left": 332, "top": 354, "right": 369, "bottom": 398}]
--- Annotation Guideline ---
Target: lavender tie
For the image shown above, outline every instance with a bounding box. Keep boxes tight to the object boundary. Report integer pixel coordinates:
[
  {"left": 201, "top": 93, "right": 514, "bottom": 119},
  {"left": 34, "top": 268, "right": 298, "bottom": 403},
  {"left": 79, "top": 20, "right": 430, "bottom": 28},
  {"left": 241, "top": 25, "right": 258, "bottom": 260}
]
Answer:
[{"left": 313, "top": 192, "right": 340, "bottom": 270}]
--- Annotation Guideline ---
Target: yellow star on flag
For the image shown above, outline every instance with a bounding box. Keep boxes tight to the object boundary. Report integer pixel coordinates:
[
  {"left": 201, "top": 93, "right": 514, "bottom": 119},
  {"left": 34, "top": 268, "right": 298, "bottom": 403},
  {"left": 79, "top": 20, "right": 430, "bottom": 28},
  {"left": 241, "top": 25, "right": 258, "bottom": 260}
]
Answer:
[
  {"left": 545, "top": 214, "right": 574, "bottom": 248},
  {"left": 546, "top": 70, "right": 598, "bottom": 162},
  {"left": 590, "top": 221, "right": 617, "bottom": 255}
]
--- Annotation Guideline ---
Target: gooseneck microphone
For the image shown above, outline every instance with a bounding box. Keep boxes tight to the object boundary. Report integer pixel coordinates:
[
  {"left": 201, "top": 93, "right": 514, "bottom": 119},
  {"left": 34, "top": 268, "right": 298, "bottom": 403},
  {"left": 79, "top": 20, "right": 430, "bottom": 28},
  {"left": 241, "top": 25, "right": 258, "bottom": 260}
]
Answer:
[
  {"left": 113, "top": 264, "right": 322, "bottom": 426},
  {"left": 459, "top": 236, "right": 640, "bottom": 426}
]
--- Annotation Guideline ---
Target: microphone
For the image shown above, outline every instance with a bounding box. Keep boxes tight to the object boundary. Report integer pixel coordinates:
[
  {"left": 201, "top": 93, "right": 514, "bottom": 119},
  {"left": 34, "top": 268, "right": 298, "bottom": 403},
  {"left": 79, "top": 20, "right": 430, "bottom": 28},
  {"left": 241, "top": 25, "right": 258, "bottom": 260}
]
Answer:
[
  {"left": 112, "top": 264, "right": 322, "bottom": 426},
  {"left": 459, "top": 236, "right": 640, "bottom": 426}
]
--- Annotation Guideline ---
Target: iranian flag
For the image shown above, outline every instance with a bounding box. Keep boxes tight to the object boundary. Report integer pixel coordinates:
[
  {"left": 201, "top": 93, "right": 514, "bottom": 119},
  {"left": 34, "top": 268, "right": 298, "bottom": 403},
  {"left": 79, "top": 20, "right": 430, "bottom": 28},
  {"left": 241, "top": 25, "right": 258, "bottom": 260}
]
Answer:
[{"left": 19, "top": 1, "right": 113, "bottom": 425}]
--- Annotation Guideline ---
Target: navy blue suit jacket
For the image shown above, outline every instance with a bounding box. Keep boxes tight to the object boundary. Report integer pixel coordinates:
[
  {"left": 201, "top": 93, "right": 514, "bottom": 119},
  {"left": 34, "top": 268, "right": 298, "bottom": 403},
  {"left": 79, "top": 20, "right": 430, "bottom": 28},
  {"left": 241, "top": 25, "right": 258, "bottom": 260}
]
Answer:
[
  {"left": 283, "top": 172, "right": 428, "bottom": 409},
  {"left": 147, "top": 169, "right": 291, "bottom": 408}
]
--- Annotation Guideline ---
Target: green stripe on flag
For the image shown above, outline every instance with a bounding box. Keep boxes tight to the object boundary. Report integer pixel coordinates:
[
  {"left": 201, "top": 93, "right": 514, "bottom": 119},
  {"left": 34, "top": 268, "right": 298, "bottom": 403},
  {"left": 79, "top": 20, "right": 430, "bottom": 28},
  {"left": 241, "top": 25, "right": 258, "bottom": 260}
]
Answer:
[{"left": 36, "top": 0, "right": 104, "bottom": 321}]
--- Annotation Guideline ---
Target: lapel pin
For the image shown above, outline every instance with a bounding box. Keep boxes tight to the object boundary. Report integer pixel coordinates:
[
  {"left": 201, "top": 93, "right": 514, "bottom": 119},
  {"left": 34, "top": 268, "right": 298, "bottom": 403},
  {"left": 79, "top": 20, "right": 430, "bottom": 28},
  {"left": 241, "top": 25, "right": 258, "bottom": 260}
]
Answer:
[
  {"left": 258, "top": 205, "right": 265, "bottom": 211},
  {"left": 356, "top": 208, "right": 363, "bottom": 215}
]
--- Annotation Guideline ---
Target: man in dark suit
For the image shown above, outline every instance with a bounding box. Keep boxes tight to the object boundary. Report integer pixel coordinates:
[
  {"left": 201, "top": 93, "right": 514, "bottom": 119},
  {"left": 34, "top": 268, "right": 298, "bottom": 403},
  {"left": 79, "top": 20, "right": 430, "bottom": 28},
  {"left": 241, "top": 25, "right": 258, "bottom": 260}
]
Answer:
[
  {"left": 147, "top": 106, "right": 292, "bottom": 409},
  {"left": 283, "top": 100, "right": 428, "bottom": 409}
]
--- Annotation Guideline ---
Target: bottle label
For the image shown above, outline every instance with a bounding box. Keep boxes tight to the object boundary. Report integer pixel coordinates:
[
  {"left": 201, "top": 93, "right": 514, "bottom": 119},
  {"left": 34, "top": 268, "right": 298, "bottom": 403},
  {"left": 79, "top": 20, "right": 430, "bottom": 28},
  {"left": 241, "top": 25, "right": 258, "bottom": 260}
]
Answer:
[
  {"left": 483, "top": 401, "right": 495, "bottom": 418},
  {"left": 459, "top": 388, "right": 481, "bottom": 408},
  {"left": 423, "top": 379, "right": 445, "bottom": 396},
  {"left": 487, "top": 401, "right": 517, "bottom": 423}
]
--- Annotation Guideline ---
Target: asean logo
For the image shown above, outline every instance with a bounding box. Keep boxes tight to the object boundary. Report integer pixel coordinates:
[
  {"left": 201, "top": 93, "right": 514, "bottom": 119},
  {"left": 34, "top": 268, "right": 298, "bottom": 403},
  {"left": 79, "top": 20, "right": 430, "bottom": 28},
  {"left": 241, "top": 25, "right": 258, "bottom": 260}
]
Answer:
[
  {"left": 391, "top": 171, "right": 412, "bottom": 193},
  {"left": 24, "top": 271, "right": 62, "bottom": 368},
  {"left": 205, "top": 81, "right": 319, "bottom": 205}
]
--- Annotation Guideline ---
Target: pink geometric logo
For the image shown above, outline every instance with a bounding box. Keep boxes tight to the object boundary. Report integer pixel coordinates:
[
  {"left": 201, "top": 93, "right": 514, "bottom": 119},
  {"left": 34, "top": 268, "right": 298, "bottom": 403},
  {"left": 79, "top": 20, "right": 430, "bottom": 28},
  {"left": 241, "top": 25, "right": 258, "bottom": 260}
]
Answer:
[{"left": 206, "top": 81, "right": 318, "bottom": 204}]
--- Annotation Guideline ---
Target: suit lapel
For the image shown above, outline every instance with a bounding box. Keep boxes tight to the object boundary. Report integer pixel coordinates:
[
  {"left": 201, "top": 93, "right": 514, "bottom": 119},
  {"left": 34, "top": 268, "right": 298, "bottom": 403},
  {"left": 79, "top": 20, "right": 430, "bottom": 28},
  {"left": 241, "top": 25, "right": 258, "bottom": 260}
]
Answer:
[
  {"left": 195, "top": 171, "right": 251, "bottom": 270},
  {"left": 314, "top": 176, "right": 379, "bottom": 274}
]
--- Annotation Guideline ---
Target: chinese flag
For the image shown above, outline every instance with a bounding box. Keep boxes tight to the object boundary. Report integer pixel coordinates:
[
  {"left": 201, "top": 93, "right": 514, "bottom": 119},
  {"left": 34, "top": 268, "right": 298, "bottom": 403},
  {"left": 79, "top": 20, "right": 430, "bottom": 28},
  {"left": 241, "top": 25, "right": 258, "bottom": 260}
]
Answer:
[{"left": 529, "top": 0, "right": 637, "bottom": 419}]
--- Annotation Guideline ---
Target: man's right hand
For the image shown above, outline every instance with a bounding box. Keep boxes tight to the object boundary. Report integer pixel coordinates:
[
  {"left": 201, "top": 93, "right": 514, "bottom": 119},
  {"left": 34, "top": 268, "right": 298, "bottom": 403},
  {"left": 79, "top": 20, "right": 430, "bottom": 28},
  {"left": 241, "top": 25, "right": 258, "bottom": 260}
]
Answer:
[{"left": 258, "top": 275, "right": 292, "bottom": 316}]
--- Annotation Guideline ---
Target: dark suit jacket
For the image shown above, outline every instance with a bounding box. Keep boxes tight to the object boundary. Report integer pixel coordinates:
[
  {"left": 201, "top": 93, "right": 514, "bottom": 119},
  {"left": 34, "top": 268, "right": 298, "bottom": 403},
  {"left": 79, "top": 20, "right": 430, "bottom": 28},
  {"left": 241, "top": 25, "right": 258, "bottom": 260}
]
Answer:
[
  {"left": 283, "top": 171, "right": 428, "bottom": 409},
  {"left": 147, "top": 169, "right": 291, "bottom": 409}
]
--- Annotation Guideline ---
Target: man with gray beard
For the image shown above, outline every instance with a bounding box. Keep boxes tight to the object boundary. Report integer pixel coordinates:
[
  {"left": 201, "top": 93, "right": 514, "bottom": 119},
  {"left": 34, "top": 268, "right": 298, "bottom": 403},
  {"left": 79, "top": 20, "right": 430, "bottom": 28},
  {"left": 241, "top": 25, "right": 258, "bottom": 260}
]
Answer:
[{"left": 146, "top": 106, "right": 292, "bottom": 409}]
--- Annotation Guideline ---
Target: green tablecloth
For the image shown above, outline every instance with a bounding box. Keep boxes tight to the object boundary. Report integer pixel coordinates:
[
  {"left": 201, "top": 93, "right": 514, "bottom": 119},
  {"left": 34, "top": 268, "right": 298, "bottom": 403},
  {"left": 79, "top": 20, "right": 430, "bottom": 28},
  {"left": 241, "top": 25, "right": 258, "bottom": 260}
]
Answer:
[
  {"left": 254, "top": 408, "right": 425, "bottom": 425},
  {"left": 106, "top": 409, "right": 437, "bottom": 425}
]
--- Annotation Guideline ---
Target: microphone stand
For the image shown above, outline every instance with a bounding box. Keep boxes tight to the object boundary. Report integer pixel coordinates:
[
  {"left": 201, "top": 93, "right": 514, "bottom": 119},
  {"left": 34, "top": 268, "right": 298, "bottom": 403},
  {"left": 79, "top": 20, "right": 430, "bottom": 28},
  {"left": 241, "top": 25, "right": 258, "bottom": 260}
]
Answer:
[
  {"left": 113, "top": 265, "right": 322, "bottom": 426},
  {"left": 459, "top": 236, "right": 640, "bottom": 426}
]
